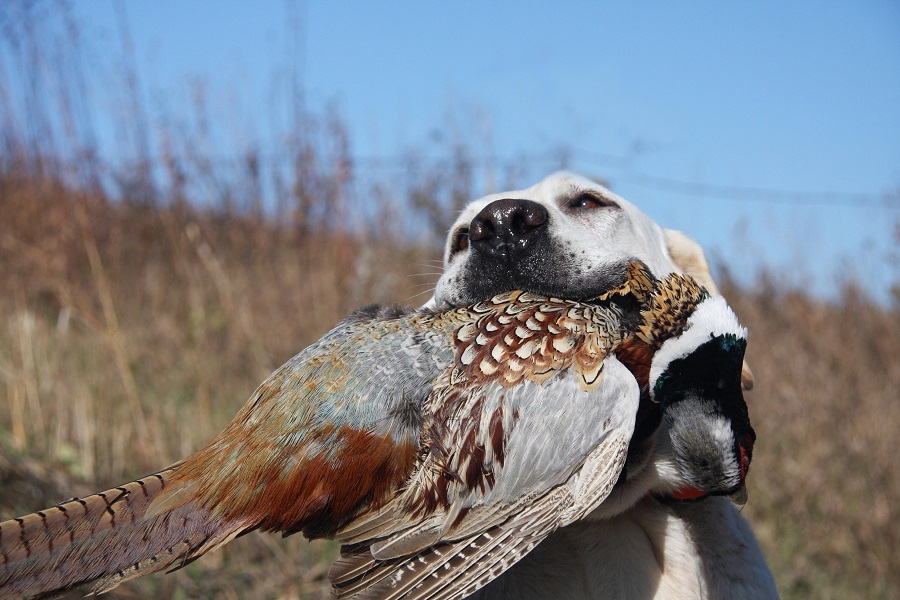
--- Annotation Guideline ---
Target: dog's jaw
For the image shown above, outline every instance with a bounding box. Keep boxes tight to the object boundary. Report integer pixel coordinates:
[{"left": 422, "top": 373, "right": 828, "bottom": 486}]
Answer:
[{"left": 433, "top": 249, "right": 634, "bottom": 310}]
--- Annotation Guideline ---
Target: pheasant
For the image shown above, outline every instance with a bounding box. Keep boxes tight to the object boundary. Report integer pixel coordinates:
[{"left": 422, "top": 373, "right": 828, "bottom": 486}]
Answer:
[{"left": 0, "top": 262, "right": 755, "bottom": 599}]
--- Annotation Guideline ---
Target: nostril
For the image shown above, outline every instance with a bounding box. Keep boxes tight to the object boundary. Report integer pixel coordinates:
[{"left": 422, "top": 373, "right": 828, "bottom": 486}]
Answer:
[
  {"left": 510, "top": 206, "right": 547, "bottom": 235},
  {"left": 469, "top": 217, "right": 494, "bottom": 243},
  {"left": 521, "top": 205, "right": 547, "bottom": 229}
]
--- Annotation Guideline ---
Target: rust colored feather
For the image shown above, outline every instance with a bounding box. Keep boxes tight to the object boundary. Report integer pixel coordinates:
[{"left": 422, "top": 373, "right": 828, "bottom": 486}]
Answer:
[
  {"left": 162, "top": 423, "right": 418, "bottom": 539},
  {"left": 616, "top": 337, "right": 654, "bottom": 393}
]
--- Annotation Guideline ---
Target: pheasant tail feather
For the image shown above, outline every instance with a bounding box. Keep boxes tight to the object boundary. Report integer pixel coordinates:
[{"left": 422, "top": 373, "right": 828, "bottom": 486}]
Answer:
[{"left": 0, "top": 467, "right": 249, "bottom": 598}]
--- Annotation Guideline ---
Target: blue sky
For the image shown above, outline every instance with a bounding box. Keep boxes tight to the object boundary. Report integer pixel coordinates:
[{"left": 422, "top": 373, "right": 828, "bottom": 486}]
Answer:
[{"left": 9, "top": 1, "right": 900, "bottom": 301}]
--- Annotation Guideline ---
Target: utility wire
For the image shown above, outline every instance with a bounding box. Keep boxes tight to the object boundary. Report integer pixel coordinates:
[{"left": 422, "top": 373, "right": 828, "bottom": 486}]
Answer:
[
  {"left": 20, "top": 147, "right": 895, "bottom": 209},
  {"left": 616, "top": 170, "right": 891, "bottom": 208}
]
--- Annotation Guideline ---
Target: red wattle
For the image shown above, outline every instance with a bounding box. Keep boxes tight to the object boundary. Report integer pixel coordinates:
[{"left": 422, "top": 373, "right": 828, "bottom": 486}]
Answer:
[
  {"left": 671, "top": 486, "right": 706, "bottom": 500},
  {"left": 738, "top": 434, "right": 754, "bottom": 479}
]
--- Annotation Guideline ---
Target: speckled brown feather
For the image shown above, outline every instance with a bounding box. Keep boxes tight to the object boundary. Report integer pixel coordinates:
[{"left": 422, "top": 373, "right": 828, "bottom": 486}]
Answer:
[
  {"left": 615, "top": 265, "right": 709, "bottom": 394},
  {"left": 635, "top": 266, "right": 709, "bottom": 349}
]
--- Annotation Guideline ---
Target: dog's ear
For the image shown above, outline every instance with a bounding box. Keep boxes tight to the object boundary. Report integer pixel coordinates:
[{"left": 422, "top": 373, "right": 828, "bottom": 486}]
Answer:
[{"left": 663, "top": 228, "right": 755, "bottom": 391}]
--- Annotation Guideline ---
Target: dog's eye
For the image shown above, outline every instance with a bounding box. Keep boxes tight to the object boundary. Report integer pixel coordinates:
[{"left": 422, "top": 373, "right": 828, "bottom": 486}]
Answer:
[
  {"left": 451, "top": 228, "right": 470, "bottom": 255},
  {"left": 567, "top": 193, "right": 609, "bottom": 210}
]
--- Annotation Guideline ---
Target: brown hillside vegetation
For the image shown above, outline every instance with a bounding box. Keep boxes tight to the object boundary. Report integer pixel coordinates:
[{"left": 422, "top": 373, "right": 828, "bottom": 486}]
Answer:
[
  {"left": 2, "top": 4, "right": 897, "bottom": 596},
  {"left": 0, "top": 170, "right": 898, "bottom": 599}
]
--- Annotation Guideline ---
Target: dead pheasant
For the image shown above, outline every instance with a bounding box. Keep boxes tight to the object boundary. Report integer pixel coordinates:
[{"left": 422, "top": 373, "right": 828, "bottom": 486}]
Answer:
[{"left": 0, "top": 262, "right": 754, "bottom": 599}]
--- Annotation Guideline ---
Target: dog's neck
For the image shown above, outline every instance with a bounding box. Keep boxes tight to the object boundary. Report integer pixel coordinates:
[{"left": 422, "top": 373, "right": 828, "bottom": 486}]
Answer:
[{"left": 584, "top": 425, "right": 682, "bottom": 521}]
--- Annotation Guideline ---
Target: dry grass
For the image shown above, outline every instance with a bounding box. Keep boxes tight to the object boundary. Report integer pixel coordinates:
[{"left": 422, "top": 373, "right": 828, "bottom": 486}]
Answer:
[
  {"left": 0, "top": 5, "right": 897, "bottom": 595},
  {"left": 724, "top": 277, "right": 899, "bottom": 599},
  {"left": 0, "top": 169, "right": 439, "bottom": 599},
  {"left": 0, "top": 169, "right": 896, "bottom": 599}
]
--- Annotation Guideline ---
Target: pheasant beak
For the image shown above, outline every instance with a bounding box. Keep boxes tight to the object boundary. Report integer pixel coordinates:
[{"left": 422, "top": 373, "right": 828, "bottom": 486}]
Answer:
[{"left": 726, "top": 484, "right": 749, "bottom": 506}]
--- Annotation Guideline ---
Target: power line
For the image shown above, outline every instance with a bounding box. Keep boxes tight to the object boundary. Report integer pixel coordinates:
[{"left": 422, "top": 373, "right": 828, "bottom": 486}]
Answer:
[
  {"left": 26, "top": 147, "right": 895, "bottom": 209},
  {"left": 617, "top": 170, "right": 892, "bottom": 208},
  {"left": 568, "top": 147, "right": 893, "bottom": 208}
]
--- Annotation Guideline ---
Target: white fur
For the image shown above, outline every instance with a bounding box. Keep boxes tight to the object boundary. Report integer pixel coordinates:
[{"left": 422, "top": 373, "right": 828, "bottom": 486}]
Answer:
[
  {"left": 649, "top": 295, "right": 748, "bottom": 395},
  {"left": 470, "top": 497, "right": 776, "bottom": 600},
  {"left": 427, "top": 172, "right": 777, "bottom": 599}
]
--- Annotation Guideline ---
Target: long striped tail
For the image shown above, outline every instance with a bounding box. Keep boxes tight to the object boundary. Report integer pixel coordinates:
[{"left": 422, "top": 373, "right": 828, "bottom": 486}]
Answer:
[{"left": 0, "top": 466, "right": 249, "bottom": 598}]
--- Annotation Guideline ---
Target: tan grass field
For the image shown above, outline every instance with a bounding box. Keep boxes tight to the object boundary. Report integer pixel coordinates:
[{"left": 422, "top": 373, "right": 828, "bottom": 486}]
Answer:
[
  {"left": 0, "top": 168, "right": 897, "bottom": 599},
  {"left": 2, "top": 5, "right": 897, "bottom": 595}
]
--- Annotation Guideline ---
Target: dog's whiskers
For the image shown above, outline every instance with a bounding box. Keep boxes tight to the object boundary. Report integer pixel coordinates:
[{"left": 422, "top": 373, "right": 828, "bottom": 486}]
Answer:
[
  {"left": 410, "top": 261, "right": 445, "bottom": 271},
  {"left": 397, "top": 286, "right": 435, "bottom": 304}
]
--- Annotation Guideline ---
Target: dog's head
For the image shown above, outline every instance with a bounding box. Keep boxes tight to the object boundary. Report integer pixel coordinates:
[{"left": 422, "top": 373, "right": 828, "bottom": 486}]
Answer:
[
  {"left": 427, "top": 171, "right": 753, "bottom": 514},
  {"left": 428, "top": 172, "right": 725, "bottom": 310}
]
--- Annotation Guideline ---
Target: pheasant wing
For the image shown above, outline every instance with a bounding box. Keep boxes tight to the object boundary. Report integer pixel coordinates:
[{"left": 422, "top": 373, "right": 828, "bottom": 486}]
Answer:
[
  {"left": 148, "top": 305, "right": 460, "bottom": 538},
  {"left": 330, "top": 355, "right": 639, "bottom": 599}
]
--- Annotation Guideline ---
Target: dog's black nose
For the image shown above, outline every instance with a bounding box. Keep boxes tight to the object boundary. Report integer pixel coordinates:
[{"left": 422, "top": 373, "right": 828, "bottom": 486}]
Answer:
[{"left": 469, "top": 199, "right": 548, "bottom": 260}]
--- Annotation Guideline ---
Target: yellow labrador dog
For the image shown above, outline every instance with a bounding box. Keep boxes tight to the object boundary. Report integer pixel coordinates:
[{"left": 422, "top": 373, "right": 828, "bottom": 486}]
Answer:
[{"left": 426, "top": 172, "right": 777, "bottom": 599}]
